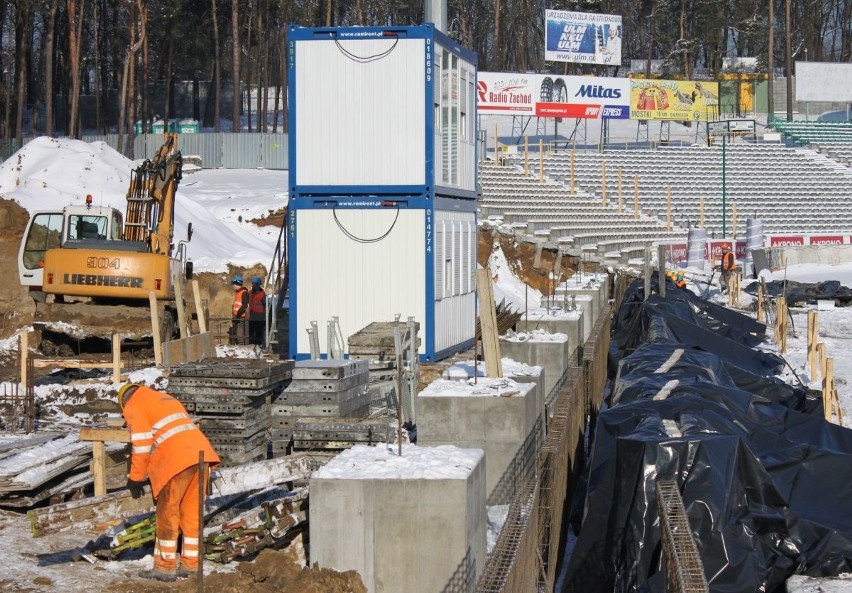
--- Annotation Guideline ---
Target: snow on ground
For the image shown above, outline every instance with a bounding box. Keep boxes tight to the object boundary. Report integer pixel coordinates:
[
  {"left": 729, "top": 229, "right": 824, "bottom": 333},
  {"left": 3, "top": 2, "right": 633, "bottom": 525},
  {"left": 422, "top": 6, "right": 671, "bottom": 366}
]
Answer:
[
  {"left": 3, "top": 135, "right": 852, "bottom": 590},
  {"left": 1, "top": 137, "right": 288, "bottom": 273}
]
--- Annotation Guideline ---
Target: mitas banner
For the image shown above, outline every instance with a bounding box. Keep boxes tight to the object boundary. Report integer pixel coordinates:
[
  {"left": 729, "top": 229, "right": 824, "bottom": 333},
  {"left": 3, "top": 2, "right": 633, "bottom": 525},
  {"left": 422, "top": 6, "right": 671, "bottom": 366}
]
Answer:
[
  {"left": 477, "top": 72, "right": 630, "bottom": 119},
  {"left": 629, "top": 79, "right": 720, "bottom": 122},
  {"left": 545, "top": 10, "right": 622, "bottom": 66}
]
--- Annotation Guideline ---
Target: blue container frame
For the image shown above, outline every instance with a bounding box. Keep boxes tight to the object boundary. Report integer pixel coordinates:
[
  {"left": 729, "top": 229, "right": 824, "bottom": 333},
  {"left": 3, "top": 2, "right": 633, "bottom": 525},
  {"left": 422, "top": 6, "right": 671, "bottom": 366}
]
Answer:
[
  {"left": 287, "top": 23, "right": 478, "bottom": 362},
  {"left": 287, "top": 23, "right": 478, "bottom": 201}
]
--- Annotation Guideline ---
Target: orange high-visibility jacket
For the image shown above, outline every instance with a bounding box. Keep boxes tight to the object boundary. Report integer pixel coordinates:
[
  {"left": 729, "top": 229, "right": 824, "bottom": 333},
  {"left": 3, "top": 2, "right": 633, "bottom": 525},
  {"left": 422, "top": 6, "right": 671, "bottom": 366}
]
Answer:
[
  {"left": 123, "top": 385, "right": 220, "bottom": 496},
  {"left": 232, "top": 286, "right": 249, "bottom": 318},
  {"left": 721, "top": 251, "right": 736, "bottom": 271}
]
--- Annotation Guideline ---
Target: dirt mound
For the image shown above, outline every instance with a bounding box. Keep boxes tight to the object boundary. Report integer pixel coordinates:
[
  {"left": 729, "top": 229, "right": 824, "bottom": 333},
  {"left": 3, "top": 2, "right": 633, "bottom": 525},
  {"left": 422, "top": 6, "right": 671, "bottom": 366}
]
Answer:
[
  {"left": 478, "top": 229, "right": 579, "bottom": 295},
  {"left": 109, "top": 548, "right": 366, "bottom": 593},
  {"left": 0, "top": 199, "right": 36, "bottom": 338}
]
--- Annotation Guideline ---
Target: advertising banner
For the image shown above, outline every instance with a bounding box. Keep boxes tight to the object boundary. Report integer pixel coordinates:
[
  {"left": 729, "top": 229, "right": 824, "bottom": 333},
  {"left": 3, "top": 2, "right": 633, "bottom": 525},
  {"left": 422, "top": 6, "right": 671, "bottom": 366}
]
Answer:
[
  {"left": 768, "top": 236, "right": 805, "bottom": 247},
  {"left": 629, "top": 79, "right": 719, "bottom": 121},
  {"left": 545, "top": 10, "right": 622, "bottom": 66},
  {"left": 809, "top": 235, "right": 844, "bottom": 245},
  {"left": 477, "top": 72, "right": 630, "bottom": 119}
]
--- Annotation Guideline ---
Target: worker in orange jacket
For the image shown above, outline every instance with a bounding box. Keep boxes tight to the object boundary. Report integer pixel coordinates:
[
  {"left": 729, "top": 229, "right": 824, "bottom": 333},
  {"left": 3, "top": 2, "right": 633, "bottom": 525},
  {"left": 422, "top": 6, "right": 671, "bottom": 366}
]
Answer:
[
  {"left": 230, "top": 275, "right": 249, "bottom": 344},
  {"left": 118, "top": 383, "right": 220, "bottom": 582},
  {"left": 720, "top": 245, "right": 736, "bottom": 294}
]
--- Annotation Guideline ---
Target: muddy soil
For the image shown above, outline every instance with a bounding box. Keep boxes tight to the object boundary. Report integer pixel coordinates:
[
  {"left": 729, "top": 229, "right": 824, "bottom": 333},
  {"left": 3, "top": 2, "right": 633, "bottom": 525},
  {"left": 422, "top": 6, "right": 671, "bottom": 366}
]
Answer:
[
  {"left": 477, "top": 227, "right": 580, "bottom": 295},
  {"left": 109, "top": 548, "right": 366, "bottom": 593}
]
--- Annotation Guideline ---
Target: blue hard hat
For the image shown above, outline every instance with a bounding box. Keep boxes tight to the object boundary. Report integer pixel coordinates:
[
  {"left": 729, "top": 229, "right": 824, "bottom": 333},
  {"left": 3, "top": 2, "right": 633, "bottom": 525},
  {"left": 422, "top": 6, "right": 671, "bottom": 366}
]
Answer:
[
  {"left": 252, "top": 276, "right": 262, "bottom": 285},
  {"left": 232, "top": 275, "right": 243, "bottom": 285}
]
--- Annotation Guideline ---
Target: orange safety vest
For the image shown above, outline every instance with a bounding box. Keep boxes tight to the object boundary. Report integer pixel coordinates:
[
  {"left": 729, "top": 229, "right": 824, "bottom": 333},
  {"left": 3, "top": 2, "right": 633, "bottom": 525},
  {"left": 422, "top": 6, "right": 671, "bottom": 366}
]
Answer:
[
  {"left": 721, "top": 251, "right": 735, "bottom": 271},
  {"left": 122, "top": 385, "right": 219, "bottom": 496},
  {"left": 249, "top": 288, "right": 266, "bottom": 315},
  {"left": 232, "top": 286, "right": 249, "bottom": 318}
]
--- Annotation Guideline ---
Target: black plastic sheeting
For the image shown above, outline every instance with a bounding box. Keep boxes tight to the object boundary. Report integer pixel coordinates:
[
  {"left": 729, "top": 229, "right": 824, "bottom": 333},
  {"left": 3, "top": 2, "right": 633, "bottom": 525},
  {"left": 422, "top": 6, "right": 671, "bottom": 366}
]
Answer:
[
  {"left": 745, "top": 279, "right": 852, "bottom": 306},
  {"left": 562, "top": 276, "right": 852, "bottom": 593}
]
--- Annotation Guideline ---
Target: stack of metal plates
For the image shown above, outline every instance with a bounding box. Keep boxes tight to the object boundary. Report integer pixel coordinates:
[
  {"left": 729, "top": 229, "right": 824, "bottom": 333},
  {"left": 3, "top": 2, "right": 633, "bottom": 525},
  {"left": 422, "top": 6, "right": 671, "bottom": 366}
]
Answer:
[
  {"left": 271, "top": 359, "right": 387, "bottom": 453},
  {"left": 168, "top": 359, "right": 294, "bottom": 466}
]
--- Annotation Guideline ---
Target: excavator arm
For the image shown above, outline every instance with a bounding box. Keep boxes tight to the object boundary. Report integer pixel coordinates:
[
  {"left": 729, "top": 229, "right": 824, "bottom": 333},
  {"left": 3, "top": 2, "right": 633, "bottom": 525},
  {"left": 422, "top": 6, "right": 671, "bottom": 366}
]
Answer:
[{"left": 123, "top": 134, "right": 183, "bottom": 255}]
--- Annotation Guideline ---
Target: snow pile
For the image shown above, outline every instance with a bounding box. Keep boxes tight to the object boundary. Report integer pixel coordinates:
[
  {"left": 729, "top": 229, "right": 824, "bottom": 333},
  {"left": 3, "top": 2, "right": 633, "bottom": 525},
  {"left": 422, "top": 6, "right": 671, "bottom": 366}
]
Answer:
[{"left": 0, "top": 137, "right": 287, "bottom": 273}]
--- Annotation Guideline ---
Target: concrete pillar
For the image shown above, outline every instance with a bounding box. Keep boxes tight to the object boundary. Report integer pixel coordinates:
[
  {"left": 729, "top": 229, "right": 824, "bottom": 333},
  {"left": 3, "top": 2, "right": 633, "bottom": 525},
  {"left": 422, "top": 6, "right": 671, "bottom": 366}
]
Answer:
[
  {"left": 417, "top": 377, "right": 537, "bottom": 499},
  {"left": 310, "top": 444, "right": 486, "bottom": 593}
]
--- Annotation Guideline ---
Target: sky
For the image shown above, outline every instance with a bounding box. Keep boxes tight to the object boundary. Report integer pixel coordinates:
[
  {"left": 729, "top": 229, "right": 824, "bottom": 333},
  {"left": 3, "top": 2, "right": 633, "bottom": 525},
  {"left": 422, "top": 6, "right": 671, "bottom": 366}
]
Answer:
[{"left": 1, "top": 136, "right": 852, "bottom": 591}]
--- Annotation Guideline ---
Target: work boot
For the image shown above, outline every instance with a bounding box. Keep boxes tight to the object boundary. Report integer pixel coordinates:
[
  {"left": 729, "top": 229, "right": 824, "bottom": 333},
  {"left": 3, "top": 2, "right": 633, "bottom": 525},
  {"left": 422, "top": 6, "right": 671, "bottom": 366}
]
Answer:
[
  {"left": 138, "top": 568, "right": 177, "bottom": 582},
  {"left": 176, "top": 566, "right": 195, "bottom": 579}
]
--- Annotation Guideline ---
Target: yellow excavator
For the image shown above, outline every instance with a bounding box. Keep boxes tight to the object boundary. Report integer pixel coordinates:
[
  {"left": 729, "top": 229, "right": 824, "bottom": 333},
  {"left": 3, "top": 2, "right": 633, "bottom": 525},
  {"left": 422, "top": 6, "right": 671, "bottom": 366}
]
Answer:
[{"left": 16, "top": 134, "right": 193, "bottom": 354}]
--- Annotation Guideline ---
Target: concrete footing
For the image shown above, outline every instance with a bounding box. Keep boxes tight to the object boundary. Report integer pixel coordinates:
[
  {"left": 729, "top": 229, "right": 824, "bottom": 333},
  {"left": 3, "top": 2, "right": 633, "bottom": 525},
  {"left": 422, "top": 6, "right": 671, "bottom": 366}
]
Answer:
[
  {"left": 417, "top": 377, "right": 538, "bottom": 499},
  {"left": 517, "top": 310, "right": 583, "bottom": 365},
  {"left": 499, "top": 332, "right": 571, "bottom": 404},
  {"left": 310, "top": 444, "right": 486, "bottom": 593}
]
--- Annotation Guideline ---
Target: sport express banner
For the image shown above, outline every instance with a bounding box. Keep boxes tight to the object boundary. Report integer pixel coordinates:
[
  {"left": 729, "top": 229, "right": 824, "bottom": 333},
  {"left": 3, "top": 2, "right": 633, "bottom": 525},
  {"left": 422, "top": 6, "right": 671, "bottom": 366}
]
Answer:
[
  {"left": 477, "top": 72, "right": 629, "bottom": 119},
  {"left": 629, "top": 79, "right": 719, "bottom": 122},
  {"left": 545, "top": 10, "right": 622, "bottom": 66}
]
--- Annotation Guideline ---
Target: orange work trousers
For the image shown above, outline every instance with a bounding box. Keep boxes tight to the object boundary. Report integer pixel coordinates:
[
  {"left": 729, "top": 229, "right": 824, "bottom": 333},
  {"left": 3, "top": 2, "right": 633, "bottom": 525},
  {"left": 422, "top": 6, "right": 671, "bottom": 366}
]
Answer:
[{"left": 153, "top": 463, "right": 211, "bottom": 571}]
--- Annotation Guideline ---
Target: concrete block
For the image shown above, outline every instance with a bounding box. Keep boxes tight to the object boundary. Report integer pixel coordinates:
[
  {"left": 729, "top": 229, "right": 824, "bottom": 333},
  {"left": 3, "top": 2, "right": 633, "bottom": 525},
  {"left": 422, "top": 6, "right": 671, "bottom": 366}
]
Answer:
[
  {"left": 310, "top": 444, "right": 486, "bottom": 593},
  {"left": 441, "top": 359, "right": 545, "bottom": 441},
  {"left": 516, "top": 310, "right": 582, "bottom": 365},
  {"left": 417, "top": 378, "right": 537, "bottom": 497},
  {"left": 499, "top": 332, "right": 570, "bottom": 403}
]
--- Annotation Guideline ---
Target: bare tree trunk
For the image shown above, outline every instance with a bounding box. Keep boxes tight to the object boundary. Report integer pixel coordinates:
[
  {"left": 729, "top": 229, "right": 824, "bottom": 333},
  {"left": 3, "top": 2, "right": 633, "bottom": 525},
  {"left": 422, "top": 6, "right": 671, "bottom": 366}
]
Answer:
[
  {"left": 66, "top": 0, "right": 84, "bottom": 138},
  {"left": 117, "top": 0, "right": 144, "bottom": 155},
  {"left": 164, "top": 31, "right": 174, "bottom": 123},
  {"left": 211, "top": 0, "right": 221, "bottom": 131},
  {"left": 245, "top": 0, "right": 253, "bottom": 132},
  {"left": 325, "top": 0, "right": 331, "bottom": 26},
  {"left": 493, "top": 0, "right": 500, "bottom": 70},
  {"left": 141, "top": 2, "right": 149, "bottom": 136},
  {"left": 14, "top": 0, "right": 28, "bottom": 146},
  {"left": 45, "top": 0, "right": 59, "bottom": 136},
  {"left": 257, "top": 7, "right": 267, "bottom": 133},
  {"left": 231, "top": 0, "right": 240, "bottom": 132}
]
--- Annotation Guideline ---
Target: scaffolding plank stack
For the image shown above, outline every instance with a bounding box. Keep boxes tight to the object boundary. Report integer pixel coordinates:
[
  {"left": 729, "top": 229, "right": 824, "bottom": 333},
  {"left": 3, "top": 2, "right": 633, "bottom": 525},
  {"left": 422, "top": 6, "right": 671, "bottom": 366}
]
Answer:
[
  {"left": 168, "top": 359, "right": 293, "bottom": 466},
  {"left": 271, "top": 359, "right": 389, "bottom": 453}
]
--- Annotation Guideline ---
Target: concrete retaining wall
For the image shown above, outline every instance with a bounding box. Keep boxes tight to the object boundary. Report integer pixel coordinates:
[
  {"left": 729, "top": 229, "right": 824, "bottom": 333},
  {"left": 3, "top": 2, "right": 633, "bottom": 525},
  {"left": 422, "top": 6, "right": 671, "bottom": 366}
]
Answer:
[{"left": 778, "top": 245, "right": 852, "bottom": 266}]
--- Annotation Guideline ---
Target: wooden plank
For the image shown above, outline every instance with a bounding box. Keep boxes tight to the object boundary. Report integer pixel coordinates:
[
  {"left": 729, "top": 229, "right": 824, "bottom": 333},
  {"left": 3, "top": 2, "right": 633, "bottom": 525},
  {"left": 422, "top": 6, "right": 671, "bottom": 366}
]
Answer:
[
  {"left": 174, "top": 277, "right": 188, "bottom": 339},
  {"left": 79, "top": 427, "right": 130, "bottom": 443},
  {"left": 112, "top": 334, "right": 121, "bottom": 383},
  {"left": 192, "top": 279, "right": 208, "bottom": 333},
  {"left": 476, "top": 269, "right": 503, "bottom": 378},
  {"left": 162, "top": 332, "right": 215, "bottom": 366},
  {"left": 91, "top": 441, "right": 106, "bottom": 496},
  {"left": 27, "top": 452, "right": 319, "bottom": 537},
  {"left": 150, "top": 292, "right": 162, "bottom": 367},
  {"left": 28, "top": 488, "right": 155, "bottom": 537},
  {"left": 19, "top": 332, "right": 28, "bottom": 391}
]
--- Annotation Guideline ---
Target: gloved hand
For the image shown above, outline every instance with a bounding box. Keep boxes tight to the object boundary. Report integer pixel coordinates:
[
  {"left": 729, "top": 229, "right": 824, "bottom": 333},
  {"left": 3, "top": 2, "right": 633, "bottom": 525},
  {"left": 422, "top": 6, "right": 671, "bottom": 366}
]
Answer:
[{"left": 126, "top": 479, "right": 147, "bottom": 499}]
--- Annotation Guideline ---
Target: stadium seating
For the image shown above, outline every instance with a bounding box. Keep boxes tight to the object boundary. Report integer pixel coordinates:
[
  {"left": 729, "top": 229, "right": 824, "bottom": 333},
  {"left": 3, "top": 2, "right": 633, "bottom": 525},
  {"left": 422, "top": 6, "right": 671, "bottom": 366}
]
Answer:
[{"left": 478, "top": 140, "right": 852, "bottom": 261}]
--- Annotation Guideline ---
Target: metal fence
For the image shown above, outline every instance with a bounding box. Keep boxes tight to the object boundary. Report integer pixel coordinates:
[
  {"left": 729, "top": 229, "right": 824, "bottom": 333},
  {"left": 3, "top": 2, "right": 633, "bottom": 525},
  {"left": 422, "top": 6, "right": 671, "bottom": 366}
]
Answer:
[{"left": 0, "top": 133, "right": 289, "bottom": 169}]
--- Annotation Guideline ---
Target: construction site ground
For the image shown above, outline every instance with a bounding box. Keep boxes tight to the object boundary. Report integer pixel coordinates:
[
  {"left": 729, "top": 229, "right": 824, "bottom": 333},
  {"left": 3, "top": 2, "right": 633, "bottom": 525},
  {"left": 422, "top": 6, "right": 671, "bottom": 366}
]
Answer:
[{"left": 0, "top": 198, "right": 573, "bottom": 591}]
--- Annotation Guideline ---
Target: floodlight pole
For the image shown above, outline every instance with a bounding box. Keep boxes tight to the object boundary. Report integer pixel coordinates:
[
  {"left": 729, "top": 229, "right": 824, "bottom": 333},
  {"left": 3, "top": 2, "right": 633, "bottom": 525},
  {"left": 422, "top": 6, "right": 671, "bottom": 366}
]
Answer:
[
  {"left": 722, "top": 133, "right": 727, "bottom": 238},
  {"left": 785, "top": 0, "right": 793, "bottom": 122},
  {"left": 768, "top": 0, "right": 774, "bottom": 123}
]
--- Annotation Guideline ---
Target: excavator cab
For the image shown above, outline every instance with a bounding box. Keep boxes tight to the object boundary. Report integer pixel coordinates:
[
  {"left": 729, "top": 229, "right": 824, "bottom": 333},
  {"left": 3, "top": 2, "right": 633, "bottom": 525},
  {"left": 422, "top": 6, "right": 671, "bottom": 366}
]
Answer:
[{"left": 18, "top": 202, "right": 123, "bottom": 291}]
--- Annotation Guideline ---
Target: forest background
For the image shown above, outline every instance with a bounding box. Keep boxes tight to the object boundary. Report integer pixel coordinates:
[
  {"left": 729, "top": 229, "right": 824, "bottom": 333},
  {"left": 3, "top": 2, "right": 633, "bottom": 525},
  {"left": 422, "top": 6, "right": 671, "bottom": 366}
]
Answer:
[{"left": 0, "top": 0, "right": 849, "bottom": 147}]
